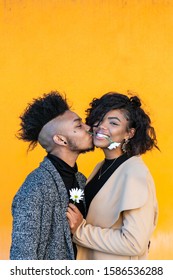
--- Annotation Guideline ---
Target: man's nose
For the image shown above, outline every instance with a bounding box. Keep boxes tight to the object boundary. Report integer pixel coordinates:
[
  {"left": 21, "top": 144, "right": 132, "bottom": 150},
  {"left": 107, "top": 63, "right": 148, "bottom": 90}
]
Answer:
[{"left": 84, "top": 123, "right": 91, "bottom": 131}]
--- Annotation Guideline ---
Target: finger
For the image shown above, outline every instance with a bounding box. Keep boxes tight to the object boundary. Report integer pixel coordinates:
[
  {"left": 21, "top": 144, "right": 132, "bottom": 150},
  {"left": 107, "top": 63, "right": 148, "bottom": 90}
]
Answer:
[
  {"left": 66, "top": 206, "right": 73, "bottom": 214},
  {"left": 66, "top": 213, "right": 74, "bottom": 227},
  {"left": 66, "top": 212, "right": 71, "bottom": 219},
  {"left": 66, "top": 209, "right": 76, "bottom": 220},
  {"left": 68, "top": 203, "right": 78, "bottom": 210},
  {"left": 68, "top": 203, "right": 81, "bottom": 213}
]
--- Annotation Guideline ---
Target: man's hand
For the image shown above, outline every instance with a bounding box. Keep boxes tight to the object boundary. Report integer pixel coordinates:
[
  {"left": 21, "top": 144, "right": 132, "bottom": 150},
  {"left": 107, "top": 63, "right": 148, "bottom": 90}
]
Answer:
[{"left": 66, "top": 203, "right": 83, "bottom": 234}]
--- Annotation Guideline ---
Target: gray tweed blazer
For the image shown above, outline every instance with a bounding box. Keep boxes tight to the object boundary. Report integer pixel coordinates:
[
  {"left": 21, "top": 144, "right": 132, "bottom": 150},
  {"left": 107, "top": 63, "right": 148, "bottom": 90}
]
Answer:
[{"left": 10, "top": 157, "right": 86, "bottom": 260}]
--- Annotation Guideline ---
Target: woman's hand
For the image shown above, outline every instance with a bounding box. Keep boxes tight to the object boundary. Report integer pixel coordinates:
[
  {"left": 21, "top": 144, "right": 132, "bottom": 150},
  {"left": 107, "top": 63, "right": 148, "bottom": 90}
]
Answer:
[{"left": 66, "top": 203, "right": 83, "bottom": 234}]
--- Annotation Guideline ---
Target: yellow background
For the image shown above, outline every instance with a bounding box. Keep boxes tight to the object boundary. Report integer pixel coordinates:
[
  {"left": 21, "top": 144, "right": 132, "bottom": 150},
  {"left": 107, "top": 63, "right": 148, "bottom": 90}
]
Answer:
[{"left": 0, "top": 0, "right": 173, "bottom": 259}]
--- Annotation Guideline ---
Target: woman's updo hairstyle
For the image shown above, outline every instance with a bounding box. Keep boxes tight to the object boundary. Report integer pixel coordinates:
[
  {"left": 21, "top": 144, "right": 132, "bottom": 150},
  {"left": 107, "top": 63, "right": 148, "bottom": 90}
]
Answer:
[{"left": 129, "top": 96, "right": 141, "bottom": 108}]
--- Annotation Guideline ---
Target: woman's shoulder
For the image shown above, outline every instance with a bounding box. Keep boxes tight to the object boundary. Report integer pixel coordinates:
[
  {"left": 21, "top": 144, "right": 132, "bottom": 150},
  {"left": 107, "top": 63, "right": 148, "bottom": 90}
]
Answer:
[{"left": 122, "top": 155, "right": 150, "bottom": 176}]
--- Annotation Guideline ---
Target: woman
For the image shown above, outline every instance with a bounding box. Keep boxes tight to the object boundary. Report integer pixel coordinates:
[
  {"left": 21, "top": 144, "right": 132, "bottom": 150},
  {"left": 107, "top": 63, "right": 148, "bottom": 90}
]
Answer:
[{"left": 67, "top": 92, "right": 159, "bottom": 260}]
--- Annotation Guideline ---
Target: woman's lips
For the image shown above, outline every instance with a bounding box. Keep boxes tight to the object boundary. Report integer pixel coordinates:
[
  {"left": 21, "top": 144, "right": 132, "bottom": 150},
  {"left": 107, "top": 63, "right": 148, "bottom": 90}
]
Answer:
[{"left": 95, "top": 133, "right": 109, "bottom": 140}]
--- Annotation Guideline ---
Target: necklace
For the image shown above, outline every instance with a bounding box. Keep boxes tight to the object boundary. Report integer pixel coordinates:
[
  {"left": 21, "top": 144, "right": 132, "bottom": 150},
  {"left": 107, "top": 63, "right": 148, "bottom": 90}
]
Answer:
[{"left": 98, "top": 157, "right": 117, "bottom": 179}]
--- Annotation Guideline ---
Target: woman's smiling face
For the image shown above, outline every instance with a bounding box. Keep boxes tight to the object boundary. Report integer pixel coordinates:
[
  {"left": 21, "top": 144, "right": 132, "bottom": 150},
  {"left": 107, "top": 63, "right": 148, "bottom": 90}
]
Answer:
[{"left": 92, "top": 109, "right": 132, "bottom": 149}]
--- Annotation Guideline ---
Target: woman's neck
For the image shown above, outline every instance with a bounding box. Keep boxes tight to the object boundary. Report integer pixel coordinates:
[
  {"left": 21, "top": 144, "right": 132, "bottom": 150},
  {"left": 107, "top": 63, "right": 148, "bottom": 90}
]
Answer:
[{"left": 103, "top": 148, "right": 123, "bottom": 160}]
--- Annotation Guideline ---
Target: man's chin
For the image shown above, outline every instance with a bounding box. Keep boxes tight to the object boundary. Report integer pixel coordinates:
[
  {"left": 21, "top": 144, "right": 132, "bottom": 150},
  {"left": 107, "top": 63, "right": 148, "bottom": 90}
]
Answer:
[{"left": 79, "top": 146, "right": 95, "bottom": 154}]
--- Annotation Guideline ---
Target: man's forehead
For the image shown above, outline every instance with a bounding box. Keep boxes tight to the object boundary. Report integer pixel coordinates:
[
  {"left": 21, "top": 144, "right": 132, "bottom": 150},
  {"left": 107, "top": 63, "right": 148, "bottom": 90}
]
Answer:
[
  {"left": 42, "top": 110, "right": 82, "bottom": 130},
  {"left": 63, "top": 110, "right": 81, "bottom": 122}
]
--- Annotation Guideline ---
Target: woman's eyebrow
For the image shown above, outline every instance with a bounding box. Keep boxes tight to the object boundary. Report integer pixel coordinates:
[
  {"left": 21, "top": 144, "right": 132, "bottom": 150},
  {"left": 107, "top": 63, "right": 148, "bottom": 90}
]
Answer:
[{"left": 108, "top": 116, "right": 121, "bottom": 122}]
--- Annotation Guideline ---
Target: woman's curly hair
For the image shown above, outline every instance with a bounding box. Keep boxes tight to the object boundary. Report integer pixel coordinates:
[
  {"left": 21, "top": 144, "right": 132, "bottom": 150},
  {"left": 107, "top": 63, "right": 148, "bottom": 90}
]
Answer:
[
  {"left": 86, "top": 92, "right": 159, "bottom": 156},
  {"left": 17, "top": 91, "right": 69, "bottom": 150}
]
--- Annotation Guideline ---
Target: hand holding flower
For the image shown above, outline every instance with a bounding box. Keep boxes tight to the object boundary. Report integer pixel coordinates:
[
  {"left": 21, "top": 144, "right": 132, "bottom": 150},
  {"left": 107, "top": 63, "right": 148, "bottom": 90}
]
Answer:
[{"left": 66, "top": 203, "right": 83, "bottom": 234}]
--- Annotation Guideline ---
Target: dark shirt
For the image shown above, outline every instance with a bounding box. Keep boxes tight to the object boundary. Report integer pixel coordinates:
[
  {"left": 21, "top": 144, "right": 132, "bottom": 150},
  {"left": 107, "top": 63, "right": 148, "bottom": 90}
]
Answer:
[
  {"left": 85, "top": 153, "right": 129, "bottom": 215},
  {"left": 47, "top": 153, "right": 85, "bottom": 258},
  {"left": 47, "top": 153, "right": 85, "bottom": 216}
]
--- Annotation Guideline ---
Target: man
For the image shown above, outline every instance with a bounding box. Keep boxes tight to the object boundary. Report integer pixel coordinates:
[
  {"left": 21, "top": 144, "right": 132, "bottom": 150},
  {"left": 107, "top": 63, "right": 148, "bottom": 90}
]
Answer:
[{"left": 10, "top": 91, "right": 93, "bottom": 260}]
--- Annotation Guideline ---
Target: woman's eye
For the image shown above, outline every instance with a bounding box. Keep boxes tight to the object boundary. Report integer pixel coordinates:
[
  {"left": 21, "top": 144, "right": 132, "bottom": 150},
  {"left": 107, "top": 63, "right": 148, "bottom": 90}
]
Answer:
[{"left": 110, "top": 122, "right": 118, "bottom": 126}]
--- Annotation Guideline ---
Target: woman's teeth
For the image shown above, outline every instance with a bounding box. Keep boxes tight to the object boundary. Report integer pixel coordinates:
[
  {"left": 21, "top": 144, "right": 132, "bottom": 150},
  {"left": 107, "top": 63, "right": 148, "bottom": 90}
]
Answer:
[{"left": 96, "top": 133, "right": 109, "bottom": 139}]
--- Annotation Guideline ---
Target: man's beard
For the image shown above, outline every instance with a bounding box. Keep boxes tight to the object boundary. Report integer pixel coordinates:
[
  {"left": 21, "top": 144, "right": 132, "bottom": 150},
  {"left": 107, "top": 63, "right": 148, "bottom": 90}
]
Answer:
[
  {"left": 67, "top": 138, "right": 94, "bottom": 153},
  {"left": 79, "top": 146, "right": 95, "bottom": 154}
]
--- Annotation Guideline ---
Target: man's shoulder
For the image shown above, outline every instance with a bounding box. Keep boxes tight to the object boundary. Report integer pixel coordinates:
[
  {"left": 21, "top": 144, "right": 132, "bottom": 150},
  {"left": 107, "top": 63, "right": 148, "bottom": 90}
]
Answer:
[
  {"left": 24, "top": 157, "right": 55, "bottom": 183},
  {"left": 14, "top": 157, "right": 59, "bottom": 199}
]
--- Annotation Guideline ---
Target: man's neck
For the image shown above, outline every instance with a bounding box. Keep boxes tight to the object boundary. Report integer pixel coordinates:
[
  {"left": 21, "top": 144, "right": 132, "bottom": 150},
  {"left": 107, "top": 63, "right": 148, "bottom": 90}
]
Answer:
[{"left": 50, "top": 150, "right": 79, "bottom": 167}]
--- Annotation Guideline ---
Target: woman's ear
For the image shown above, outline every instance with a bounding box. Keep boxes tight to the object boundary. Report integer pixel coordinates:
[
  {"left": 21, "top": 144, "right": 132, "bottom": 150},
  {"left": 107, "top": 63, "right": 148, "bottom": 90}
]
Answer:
[
  {"left": 128, "top": 128, "right": 136, "bottom": 139},
  {"left": 53, "top": 135, "right": 67, "bottom": 145}
]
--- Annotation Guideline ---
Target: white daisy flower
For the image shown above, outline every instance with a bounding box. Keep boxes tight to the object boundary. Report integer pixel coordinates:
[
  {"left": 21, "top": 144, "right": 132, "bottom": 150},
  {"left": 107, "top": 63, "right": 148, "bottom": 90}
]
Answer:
[{"left": 69, "top": 188, "right": 84, "bottom": 204}]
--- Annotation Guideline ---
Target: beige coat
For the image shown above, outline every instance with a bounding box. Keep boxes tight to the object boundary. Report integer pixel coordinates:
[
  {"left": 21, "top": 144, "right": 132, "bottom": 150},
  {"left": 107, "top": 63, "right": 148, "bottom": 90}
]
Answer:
[{"left": 73, "top": 156, "right": 158, "bottom": 260}]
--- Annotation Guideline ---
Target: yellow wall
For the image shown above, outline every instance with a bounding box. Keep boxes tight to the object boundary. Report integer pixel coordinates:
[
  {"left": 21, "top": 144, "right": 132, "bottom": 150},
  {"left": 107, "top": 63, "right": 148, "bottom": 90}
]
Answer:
[{"left": 0, "top": 0, "right": 173, "bottom": 259}]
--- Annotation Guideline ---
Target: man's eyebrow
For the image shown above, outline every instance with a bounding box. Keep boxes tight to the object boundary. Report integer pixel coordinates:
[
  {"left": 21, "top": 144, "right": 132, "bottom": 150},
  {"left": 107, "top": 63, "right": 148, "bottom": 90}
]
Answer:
[
  {"left": 73, "top": 117, "right": 82, "bottom": 123},
  {"left": 108, "top": 116, "right": 121, "bottom": 122}
]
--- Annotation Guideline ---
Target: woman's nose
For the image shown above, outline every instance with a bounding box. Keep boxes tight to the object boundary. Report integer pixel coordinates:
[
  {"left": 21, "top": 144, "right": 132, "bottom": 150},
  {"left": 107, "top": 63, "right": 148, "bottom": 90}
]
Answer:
[{"left": 97, "top": 120, "right": 107, "bottom": 129}]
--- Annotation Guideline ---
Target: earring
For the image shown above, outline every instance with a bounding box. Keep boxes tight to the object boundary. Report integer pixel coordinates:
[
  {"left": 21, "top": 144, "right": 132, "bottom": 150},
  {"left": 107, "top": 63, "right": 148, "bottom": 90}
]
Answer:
[{"left": 122, "top": 138, "right": 129, "bottom": 153}]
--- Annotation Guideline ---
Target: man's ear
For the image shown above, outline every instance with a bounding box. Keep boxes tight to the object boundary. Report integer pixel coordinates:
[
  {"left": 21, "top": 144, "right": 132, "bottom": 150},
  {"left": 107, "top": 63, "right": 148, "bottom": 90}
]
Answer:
[{"left": 53, "top": 135, "right": 67, "bottom": 145}]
